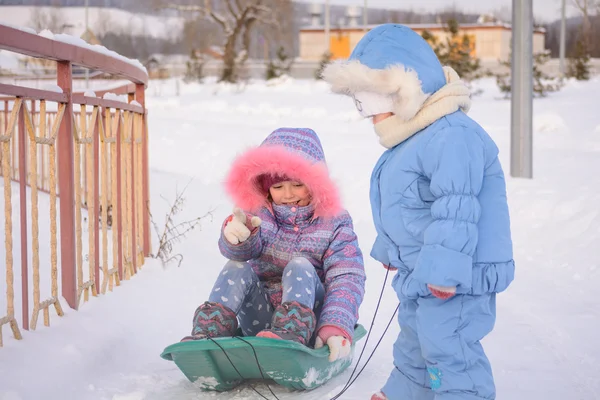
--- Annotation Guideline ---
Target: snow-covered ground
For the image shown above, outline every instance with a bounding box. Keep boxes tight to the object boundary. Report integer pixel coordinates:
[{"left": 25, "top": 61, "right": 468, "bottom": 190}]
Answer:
[{"left": 0, "top": 75, "right": 599, "bottom": 400}]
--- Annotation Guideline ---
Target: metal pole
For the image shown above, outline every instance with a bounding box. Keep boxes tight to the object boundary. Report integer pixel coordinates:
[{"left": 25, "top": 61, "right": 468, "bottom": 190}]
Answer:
[
  {"left": 559, "top": 0, "right": 567, "bottom": 78},
  {"left": 85, "top": 0, "right": 89, "bottom": 88},
  {"left": 510, "top": 0, "right": 533, "bottom": 178},
  {"left": 325, "top": 0, "right": 330, "bottom": 54},
  {"left": 363, "top": 0, "right": 368, "bottom": 32}
]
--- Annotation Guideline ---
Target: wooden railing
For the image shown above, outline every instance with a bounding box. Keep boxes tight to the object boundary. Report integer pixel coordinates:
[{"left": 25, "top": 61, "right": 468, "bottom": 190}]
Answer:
[{"left": 0, "top": 24, "right": 151, "bottom": 346}]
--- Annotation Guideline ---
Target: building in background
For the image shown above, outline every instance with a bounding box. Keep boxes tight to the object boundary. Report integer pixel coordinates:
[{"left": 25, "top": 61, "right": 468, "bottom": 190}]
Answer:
[{"left": 300, "top": 8, "right": 546, "bottom": 62}]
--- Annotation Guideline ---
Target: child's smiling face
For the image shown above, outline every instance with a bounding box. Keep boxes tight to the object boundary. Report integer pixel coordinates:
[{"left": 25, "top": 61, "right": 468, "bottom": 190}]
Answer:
[{"left": 269, "top": 181, "right": 311, "bottom": 207}]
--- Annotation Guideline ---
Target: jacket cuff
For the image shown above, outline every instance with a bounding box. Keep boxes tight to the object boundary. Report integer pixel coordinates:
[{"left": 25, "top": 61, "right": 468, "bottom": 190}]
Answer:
[
  {"left": 413, "top": 244, "right": 473, "bottom": 289},
  {"left": 317, "top": 324, "right": 353, "bottom": 344}
]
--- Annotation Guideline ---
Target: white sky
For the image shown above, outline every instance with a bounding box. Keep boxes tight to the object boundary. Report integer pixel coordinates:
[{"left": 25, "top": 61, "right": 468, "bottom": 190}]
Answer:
[{"left": 301, "top": 0, "right": 581, "bottom": 23}]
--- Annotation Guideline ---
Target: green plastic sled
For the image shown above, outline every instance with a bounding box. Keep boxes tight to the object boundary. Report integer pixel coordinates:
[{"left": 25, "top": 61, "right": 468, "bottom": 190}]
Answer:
[{"left": 160, "top": 324, "right": 367, "bottom": 392}]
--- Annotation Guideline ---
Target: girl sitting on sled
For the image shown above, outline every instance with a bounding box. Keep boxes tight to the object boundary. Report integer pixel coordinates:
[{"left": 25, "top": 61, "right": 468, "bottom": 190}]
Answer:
[{"left": 182, "top": 127, "right": 366, "bottom": 362}]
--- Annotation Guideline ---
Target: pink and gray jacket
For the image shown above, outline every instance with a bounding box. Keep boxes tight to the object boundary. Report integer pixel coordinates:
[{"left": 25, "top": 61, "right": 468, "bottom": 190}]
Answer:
[{"left": 219, "top": 128, "right": 366, "bottom": 340}]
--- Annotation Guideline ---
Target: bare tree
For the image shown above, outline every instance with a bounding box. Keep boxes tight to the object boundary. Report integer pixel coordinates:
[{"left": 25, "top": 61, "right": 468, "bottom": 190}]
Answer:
[
  {"left": 568, "top": 0, "right": 597, "bottom": 78},
  {"left": 181, "top": 15, "right": 220, "bottom": 55},
  {"left": 571, "top": 0, "right": 600, "bottom": 61},
  {"left": 572, "top": 0, "right": 598, "bottom": 39},
  {"left": 255, "top": 0, "right": 294, "bottom": 60},
  {"left": 161, "top": 0, "right": 289, "bottom": 83}
]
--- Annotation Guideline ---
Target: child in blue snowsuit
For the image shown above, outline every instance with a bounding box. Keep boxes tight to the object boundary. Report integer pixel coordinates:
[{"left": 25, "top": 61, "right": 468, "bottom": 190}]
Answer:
[{"left": 322, "top": 24, "right": 515, "bottom": 400}]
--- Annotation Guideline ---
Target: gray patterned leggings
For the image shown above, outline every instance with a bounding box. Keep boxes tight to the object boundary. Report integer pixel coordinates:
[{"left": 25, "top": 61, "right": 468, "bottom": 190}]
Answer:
[{"left": 208, "top": 258, "right": 325, "bottom": 336}]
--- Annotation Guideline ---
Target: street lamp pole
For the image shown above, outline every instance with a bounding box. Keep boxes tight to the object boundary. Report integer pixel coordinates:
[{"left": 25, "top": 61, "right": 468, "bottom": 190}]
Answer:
[
  {"left": 510, "top": 0, "right": 534, "bottom": 178},
  {"left": 559, "top": 0, "right": 567, "bottom": 78}
]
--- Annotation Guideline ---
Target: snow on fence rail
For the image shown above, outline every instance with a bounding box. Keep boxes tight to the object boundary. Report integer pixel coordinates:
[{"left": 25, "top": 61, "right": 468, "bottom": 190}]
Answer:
[{"left": 0, "top": 23, "right": 151, "bottom": 347}]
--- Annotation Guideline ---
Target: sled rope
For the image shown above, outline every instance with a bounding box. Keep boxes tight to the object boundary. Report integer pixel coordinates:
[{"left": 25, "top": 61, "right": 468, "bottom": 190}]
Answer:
[
  {"left": 208, "top": 337, "right": 275, "bottom": 400},
  {"left": 235, "top": 336, "right": 281, "bottom": 400},
  {"left": 330, "top": 267, "right": 399, "bottom": 400},
  {"left": 332, "top": 303, "right": 399, "bottom": 399}
]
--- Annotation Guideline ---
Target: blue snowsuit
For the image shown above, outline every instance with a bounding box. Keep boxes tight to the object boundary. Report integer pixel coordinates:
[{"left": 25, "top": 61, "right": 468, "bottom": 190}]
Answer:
[{"left": 322, "top": 24, "right": 515, "bottom": 399}]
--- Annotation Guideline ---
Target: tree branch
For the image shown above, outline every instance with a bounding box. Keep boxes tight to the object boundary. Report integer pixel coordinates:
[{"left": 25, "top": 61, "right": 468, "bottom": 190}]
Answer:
[
  {"left": 210, "top": 10, "right": 231, "bottom": 33},
  {"left": 164, "top": 2, "right": 232, "bottom": 33},
  {"left": 235, "top": 0, "right": 244, "bottom": 14},
  {"left": 226, "top": 0, "right": 240, "bottom": 20},
  {"left": 248, "top": 3, "right": 278, "bottom": 26}
]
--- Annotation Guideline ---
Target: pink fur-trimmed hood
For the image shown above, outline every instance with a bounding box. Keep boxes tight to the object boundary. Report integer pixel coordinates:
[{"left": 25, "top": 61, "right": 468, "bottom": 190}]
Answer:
[{"left": 224, "top": 128, "right": 342, "bottom": 219}]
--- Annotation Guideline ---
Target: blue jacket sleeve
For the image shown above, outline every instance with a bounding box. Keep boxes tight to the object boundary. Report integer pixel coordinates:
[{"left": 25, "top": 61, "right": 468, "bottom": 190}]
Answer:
[
  {"left": 412, "top": 127, "right": 486, "bottom": 290},
  {"left": 370, "top": 235, "right": 390, "bottom": 266}
]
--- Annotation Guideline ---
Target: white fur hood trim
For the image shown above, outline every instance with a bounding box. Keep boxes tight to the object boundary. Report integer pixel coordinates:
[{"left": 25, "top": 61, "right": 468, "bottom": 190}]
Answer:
[{"left": 374, "top": 66, "right": 472, "bottom": 149}]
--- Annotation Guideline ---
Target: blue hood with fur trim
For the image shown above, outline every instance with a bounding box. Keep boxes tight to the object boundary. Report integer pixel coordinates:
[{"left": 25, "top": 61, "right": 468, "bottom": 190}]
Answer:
[
  {"left": 350, "top": 24, "right": 446, "bottom": 92},
  {"left": 323, "top": 23, "right": 473, "bottom": 149},
  {"left": 322, "top": 24, "right": 449, "bottom": 122}
]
